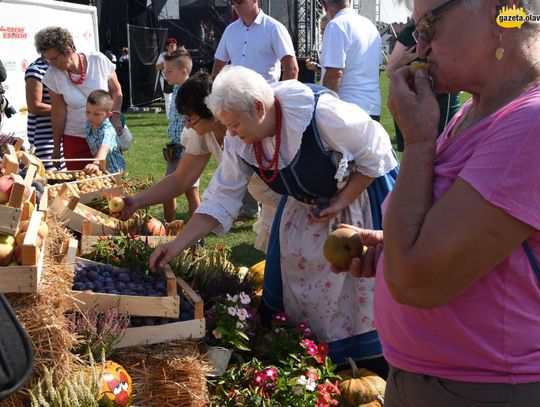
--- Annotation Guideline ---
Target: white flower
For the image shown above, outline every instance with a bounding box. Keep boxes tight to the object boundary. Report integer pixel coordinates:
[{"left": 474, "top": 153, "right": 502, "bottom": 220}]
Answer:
[
  {"left": 227, "top": 294, "right": 239, "bottom": 303},
  {"left": 296, "top": 375, "right": 316, "bottom": 391},
  {"left": 236, "top": 321, "right": 244, "bottom": 329},
  {"left": 227, "top": 306, "right": 237, "bottom": 316},
  {"left": 239, "top": 292, "right": 251, "bottom": 305},
  {"left": 212, "top": 329, "right": 222, "bottom": 339},
  {"left": 236, "top": 307, "right": 249, "bottom": 321}
]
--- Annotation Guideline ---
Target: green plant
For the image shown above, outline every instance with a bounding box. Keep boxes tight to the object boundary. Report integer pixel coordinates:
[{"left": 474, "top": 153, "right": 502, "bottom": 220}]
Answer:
[
  {"left": 169, "top": 245, "right": 258, "bottom": 304},
  {"left": 211, "top": 316, "right": 340, "bottom": 407},
  {"left": 29, "top": 355, "right": 101, "bottom": 407},
  {"left": 83, "top": 233, "right": 154, "bottom": 273},
  {"left": 68, "top": 302, "right": 130, "bottom": 360},
  {"left": 206, "top": 292, "right": 254, "bottom": 352}
]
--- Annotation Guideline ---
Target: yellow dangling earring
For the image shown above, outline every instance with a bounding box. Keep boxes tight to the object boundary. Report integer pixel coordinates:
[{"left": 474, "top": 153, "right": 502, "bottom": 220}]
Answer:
[{"left": 495, "top": 32, "right": 504, "bottom": 61}]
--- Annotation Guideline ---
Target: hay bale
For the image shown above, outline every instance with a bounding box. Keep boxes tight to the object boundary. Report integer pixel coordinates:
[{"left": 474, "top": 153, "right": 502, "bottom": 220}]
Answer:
[
  {"left": 3, "top": 215, "right": 82, "bottom": 406},
  {"left": 114, "top": 341, "right": 212, "bottom": 406}
]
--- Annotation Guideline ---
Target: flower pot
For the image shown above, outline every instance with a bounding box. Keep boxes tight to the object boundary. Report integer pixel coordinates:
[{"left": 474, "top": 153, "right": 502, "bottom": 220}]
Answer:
[{"left": 206, "top": 345, "right": 233, "bottom": 376}]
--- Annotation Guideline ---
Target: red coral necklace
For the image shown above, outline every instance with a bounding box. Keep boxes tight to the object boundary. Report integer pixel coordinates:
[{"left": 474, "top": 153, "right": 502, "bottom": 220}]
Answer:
[
  {"left": 68, "top": 53, "right": 86, "bottom": 85},
  {"left": 252, "top": 98, "right": 281, "bottom": 183}
]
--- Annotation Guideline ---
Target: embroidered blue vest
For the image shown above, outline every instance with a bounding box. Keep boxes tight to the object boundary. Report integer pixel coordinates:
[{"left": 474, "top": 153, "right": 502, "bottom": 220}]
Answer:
[{"left": 246, "top": 85, "right": 338, "bottom": 204}]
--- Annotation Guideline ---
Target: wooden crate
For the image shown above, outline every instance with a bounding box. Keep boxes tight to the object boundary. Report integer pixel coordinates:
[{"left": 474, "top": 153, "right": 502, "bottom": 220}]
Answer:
[
  {"left": 40, "top": 172, "right": 122, "bottom": 214},
  {"left": 68, "top": 257, "right": 180, "bottom": 318},
  {"left": 114, "top": 277, "right": 205, "bottom": 348},
  {"left": 48, "top": 184, "right": 120, "bottom": 234},
  {"left": 0, "top": 210, "right": 46, "bottom": 293},
  {"left": 80, "top": 234, "right": 177, "bottom": 255},
  {"left": 0, "top": 173, "right": 28, "bottom": 236}
]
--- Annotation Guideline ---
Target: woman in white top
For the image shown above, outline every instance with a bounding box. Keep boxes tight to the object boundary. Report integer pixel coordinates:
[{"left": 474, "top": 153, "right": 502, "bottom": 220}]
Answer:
[
  {"left": 149, "top": 66, "right": 399, "bottom": 374},
  {"left": 36, "top": 26, "right": 122, "bottom": 170}
]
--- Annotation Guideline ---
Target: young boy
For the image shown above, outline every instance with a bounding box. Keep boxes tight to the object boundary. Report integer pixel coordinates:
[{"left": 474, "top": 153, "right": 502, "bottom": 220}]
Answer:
[
  {"left": 84, "top": 90, "right": 125, "bottom": 175},
  {"left": 162, "top": 47, "right": 200, "bottom": 223}
]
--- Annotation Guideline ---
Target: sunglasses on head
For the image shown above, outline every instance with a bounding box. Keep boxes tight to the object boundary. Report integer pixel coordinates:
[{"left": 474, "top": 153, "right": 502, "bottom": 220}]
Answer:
[
  {"left": 228, "top": 0, "right": 244, "bottom": 5},
  {"left": 412, "top": 0, "right": 462, "bottom": 43}
]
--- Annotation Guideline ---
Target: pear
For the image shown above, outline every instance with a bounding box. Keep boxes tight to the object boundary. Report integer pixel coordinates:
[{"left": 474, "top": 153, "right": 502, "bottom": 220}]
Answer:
[{"left": 323, "top": 228, "right": 365, "bottom": 269}]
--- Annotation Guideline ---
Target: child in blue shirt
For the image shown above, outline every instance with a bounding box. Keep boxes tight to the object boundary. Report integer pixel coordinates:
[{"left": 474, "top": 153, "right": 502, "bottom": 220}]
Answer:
[{"left": 84, "top": 89, "right": 125, "bottom": 174}]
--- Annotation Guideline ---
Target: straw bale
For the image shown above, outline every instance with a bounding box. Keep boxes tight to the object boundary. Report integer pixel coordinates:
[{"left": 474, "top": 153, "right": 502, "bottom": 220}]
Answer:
[
  {"left": 3, "top": 215, "right": 82, "bottom": 406},
  {"left": 114, "top": 341, "right": 212, "bottom": 407}
]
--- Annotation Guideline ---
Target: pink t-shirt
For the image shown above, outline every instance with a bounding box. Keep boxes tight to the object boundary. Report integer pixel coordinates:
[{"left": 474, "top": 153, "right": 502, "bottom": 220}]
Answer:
[{"left": 375, "top": 83, "right": 540, "bottom": 384}]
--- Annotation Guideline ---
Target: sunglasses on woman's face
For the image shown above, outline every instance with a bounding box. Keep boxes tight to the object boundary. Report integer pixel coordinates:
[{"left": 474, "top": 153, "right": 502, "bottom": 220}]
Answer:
[
  {"left": 412, "top": 0, "right": 462, "bottom": 43},
  {"left": 228, "top": 0, "right": 244, "bottom": 5}
]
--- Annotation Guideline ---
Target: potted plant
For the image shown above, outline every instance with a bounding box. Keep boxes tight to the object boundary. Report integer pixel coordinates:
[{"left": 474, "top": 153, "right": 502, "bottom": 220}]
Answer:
[{"left": 205, "top": 292, "right": 254, "bottom": 375}]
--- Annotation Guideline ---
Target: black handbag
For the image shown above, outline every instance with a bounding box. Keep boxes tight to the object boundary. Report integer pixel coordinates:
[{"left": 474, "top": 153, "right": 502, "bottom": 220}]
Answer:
[{"left": 0, "top": 293, "right": 33, "bottom": 401}]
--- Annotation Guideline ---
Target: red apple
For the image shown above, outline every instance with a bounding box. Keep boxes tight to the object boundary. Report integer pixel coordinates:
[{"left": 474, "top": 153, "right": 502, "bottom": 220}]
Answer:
[
  {"left": 13, "top": 244, "right": 22, "bottom": 265},
  {"left": 0, "top": 176, "right": 14, "bottom": 204},
  {"left": 0, "top": 241, "right": 14, "bottom": 266},
  {"left": 108, "top": 196, "right": 125, "bottom": 213}
]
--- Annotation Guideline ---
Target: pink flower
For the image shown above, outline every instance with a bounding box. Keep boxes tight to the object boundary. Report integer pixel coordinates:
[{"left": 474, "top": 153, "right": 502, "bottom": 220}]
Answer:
[
  {"left": 253, "top": 371, "right": 266, "bottom": 387},
  {"left": 263, "top": 367, "right": 278, "bottom": 382},
  {"left": 315, "top": 342, "right": 329, "bottom": 364},
  {"left": 306, "top": 370, "right": 318, "bottom": 382},
  {"left": 273, "top": 312, "right": 289, "bottom": 323},
  {"left": 301, "top": 339, "right": 318, "bottom": 356}
]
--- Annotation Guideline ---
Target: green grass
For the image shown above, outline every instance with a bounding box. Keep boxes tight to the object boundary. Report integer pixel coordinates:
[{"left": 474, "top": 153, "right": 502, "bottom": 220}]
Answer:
[{"left": 123, "top": 73, "right": 466, "bottom": 268}]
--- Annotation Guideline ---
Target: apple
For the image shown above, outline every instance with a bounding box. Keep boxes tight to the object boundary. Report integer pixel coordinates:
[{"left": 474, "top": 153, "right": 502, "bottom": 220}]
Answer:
[
  {"left": 18, "top": 221, "right": 30, "bottom": 234},
  {"left": 0, "top": 234, "right": 15, "bottom": 247},
  {"left": 0, "top": 241, "right": 14, "bottom": 266},
  {"left": 108, "top": 196, "right": 125, "bottom": 213},
  {"left": 14, "top": 245, "right": 23, "bottom": 265},
  {"left": 15, "top": 232, "right": 42, "bottom": 248},
  {"left": 38, "top": 221, "right": 48, "bottom": 239},
  {"left": 323, "top": 228, "right": 366, "bottom": 269},
  {"left": 0, "top": 176, "right": 14, "bottom": 204}
]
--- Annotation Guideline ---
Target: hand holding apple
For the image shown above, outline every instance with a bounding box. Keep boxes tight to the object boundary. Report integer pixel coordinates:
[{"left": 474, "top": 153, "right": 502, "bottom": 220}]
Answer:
[
  {"left": 326, "top": 225, "right": 384, "bottom": 278},
  {"left": 323, "top": 228, "right": 366, "bottom": 269},
  {"left": 108, "top": 196, "right": 125, "bottom": 213},
  {"left": 112, "top": 195, "right": 139, "bottom": 220}
]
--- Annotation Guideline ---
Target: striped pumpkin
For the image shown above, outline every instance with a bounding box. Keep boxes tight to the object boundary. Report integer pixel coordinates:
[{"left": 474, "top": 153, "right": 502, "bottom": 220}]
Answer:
[{"left": 338, "top": 358, "right": 386, "bottom": 406}]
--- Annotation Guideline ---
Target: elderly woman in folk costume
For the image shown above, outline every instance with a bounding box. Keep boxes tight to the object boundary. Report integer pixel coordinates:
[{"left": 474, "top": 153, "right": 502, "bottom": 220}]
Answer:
[
  {"left": 338, "top": 0, "right": 540, "bottom": 404},
  {"left": 149, "top": 66, "right": 398, "bottom": 374}
]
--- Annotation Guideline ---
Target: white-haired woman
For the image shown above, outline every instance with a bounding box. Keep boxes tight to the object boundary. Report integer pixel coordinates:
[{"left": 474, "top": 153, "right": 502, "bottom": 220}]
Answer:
[{"left": 150, "top": 65, "right": 399, "bottom": 373}]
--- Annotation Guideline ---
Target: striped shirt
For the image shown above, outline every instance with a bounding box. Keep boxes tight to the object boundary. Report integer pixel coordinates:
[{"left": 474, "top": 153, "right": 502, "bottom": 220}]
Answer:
[
  {"left": 85, "top": 119, "right": 125, "bottom": 173},
  {"left": 167, "top": 85, "right": 185, "bottom": 144},
  {"left": 24, "top": 58, "right": 66, "bottom": 170}
]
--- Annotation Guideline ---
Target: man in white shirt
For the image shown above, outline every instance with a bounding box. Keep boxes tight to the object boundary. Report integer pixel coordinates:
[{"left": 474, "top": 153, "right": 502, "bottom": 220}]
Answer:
[
  {"left": 212, "top": 0, "right": 299, "bottom": 83},
  {"left": 320, "top": 0, "right": 382, "bottom": 120}
]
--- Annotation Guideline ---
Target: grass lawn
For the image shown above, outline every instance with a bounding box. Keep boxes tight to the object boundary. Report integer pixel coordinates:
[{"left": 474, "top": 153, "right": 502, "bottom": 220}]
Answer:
[{"left": 123, "top": 73, "right": 467, "bottom": 268}]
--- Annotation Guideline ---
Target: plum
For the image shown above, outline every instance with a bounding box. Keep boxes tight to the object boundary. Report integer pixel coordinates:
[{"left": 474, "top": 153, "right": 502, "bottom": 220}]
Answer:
[
  {"left": 118, "top": 273, "right": 131, "bottom": 283},
  {"left": 127, "top": 282, "right": 137, "bottom": 291},
  {"left": 116, "top": 281, "right": 126, "bottom": 291},
  {"left": 84, "top": 282, "right": 95, "bottom": 291},
  {"left": 73, "top": 282, "right": 86, "bottom": 291},
  {"left": 179, "top": 312, "right": 190, "bottom": 321},
  {"left": 87, "top": 270, "right": 99, "bottom": 281}
]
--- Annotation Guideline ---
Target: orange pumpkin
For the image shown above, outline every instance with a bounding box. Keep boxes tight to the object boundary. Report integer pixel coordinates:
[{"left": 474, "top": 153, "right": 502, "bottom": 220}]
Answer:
[
  {"left": 338, "top": 358, "right": 386, "bottom": 407},
  {"left": 146, "top": 217, "right": 166, "bottom": 236}
]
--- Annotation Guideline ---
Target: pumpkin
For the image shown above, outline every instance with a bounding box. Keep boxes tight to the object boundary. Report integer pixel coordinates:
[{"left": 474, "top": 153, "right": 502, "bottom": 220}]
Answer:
[
  {"left": 248, "top": 260, "right": 265, "bottom": 288},
  {"left": 337, "top": 358, "right": 386, "bottom": 407},
  {"left": 97, "top": 360, "right": 133, "bottom": 406},
  {"left": 146, "top": 217, "right": 166, "bottom": 236}
]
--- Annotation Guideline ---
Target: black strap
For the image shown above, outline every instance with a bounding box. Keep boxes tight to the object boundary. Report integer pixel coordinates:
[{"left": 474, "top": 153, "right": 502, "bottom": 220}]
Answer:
[{"left": 522, "top": 241, "right": 540, "bottom": 282}]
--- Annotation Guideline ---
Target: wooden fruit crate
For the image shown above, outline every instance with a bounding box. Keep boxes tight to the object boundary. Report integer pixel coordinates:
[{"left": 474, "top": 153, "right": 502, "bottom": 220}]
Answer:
[
  {"left": 1, "top": 144, "right": 20, "bottom": 175},
  {"left": 48, "top": 184, "right": 120, "bottom": 234},
  {"left": 0, "top": 210, "right": 46, "bottom": 293},
  {"left": 114, "top": 277, "right": 205, "bottom": 348},
  {"left": 0, "top": 173, "right": 29, "bottom": 236},
  {"left": 67, "top": 256, "right": 180, "bottom": 318},
  {"left": 40, "top": 172, "right": 122, "bottom": 214}
]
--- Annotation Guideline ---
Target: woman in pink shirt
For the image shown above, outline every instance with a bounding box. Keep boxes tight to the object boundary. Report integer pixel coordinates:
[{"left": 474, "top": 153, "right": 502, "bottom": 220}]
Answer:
[{"left": 337, "top": 0, "right": 540, "bottom": 405}]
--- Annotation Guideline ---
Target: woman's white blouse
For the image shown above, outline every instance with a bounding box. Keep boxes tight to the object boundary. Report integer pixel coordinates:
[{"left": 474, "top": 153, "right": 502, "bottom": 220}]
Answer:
[{"left": 197, "top": 80, "right": 397, "bottom": 236}]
